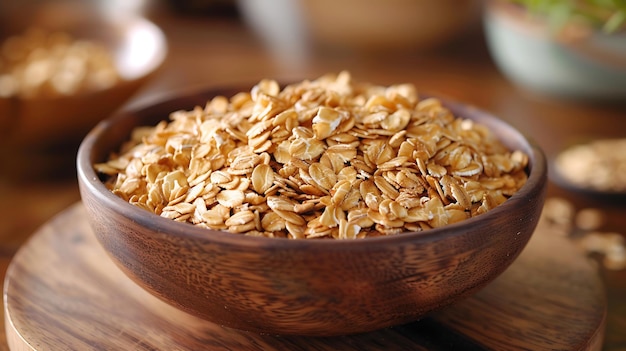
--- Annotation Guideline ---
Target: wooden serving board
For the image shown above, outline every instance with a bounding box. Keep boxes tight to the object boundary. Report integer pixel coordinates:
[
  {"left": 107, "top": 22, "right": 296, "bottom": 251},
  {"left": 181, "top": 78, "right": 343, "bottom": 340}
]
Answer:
[{"left": 4, "top": 203, "right": 606, "bottom": 350}]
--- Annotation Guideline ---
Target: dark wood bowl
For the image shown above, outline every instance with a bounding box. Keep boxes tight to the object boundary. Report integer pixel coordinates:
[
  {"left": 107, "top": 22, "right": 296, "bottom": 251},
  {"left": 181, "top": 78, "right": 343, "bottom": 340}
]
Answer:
[{"left": 77, "top": 85, "right": 547, "bottom": 336}]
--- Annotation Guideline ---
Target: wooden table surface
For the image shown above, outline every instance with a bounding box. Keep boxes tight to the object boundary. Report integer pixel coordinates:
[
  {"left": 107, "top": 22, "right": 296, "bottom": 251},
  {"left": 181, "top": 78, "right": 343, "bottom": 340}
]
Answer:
[{"left": 1, "top": 4, "right": 625, "bottom": 350}]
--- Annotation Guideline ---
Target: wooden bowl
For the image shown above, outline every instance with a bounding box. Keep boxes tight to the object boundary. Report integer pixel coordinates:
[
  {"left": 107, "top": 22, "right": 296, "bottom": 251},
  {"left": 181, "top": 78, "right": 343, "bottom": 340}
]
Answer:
[
  {"left": 77, "top": 86, "right": 547, "bottom": 336},
  {"left": 0, "top": 1, "right": 167, "bottom": 179}
]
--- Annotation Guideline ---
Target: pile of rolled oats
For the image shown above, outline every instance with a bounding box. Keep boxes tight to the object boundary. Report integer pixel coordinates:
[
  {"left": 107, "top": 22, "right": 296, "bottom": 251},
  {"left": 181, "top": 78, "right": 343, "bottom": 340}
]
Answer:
[
  {"left": 95, "top": 72, "right": 529, "bottom": 239},
  {"left": 0, "top": 27, "right": 120, "bottom": 98}
]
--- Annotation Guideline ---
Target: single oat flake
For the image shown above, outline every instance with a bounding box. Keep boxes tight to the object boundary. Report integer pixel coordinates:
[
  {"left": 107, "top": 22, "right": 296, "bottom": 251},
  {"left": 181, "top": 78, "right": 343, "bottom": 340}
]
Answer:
[{"left": 95, "top": 71, "right": 529, "bottom": 239}]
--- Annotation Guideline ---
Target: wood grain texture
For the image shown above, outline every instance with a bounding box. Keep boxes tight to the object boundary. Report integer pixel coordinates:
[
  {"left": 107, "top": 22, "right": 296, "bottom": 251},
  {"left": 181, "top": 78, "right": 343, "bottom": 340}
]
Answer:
[{"left": 4, "top": 203, "right": 605, "bottom": 350}]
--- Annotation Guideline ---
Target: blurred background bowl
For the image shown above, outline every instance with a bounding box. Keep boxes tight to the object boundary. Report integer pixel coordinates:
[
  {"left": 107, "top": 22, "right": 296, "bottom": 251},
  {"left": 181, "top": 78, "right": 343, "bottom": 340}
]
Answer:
[
  {"left": 236, "top": 0, "right": 482, "bottom": 70},
  {"left": 77, "top": 84, "right": 547, "bottom": 336},
  {"left": 299, "top": 0, "right": 482, "bottom": 52},
  {"left": 0, "top": 0, "right": 167, "bottom": 180},
  {"left": 483, "top": 0, "right": 626, "bottom": 101}
]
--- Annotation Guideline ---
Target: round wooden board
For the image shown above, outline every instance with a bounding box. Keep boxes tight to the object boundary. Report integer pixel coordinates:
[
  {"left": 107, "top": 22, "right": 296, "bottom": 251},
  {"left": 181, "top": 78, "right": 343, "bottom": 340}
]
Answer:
[{"left": 4, "top": 203, "right": 606, "bottom": 351}]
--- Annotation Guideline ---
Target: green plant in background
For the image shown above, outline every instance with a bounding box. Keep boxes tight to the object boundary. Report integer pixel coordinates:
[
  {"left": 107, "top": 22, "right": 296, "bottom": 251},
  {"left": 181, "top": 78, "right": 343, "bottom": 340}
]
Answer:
[{"left": 510, "top": 0, "right": 626, "bottom": 33}]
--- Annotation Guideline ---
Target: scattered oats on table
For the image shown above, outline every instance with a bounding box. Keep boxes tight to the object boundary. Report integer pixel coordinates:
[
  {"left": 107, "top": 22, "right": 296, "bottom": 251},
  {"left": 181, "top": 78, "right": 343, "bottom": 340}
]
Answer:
[
  {"left": 541, "top": 197, "right": 626, "bottom": 271},
  {"left": 95, "top": 71, "right": 529, "bottom": 239}
]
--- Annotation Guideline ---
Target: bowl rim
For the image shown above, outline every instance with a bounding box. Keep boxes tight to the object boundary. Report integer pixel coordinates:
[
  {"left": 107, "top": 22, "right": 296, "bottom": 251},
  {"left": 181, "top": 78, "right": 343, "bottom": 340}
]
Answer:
[{"left": 77, "top": 84, "right": 547, "bottom": 249}]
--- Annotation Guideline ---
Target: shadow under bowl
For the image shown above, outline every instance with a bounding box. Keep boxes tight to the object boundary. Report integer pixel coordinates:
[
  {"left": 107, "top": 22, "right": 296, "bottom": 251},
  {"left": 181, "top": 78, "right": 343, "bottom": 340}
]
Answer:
[{"left": 77, "top": 85, "right": 547, "bottom": 336}]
